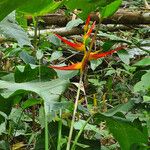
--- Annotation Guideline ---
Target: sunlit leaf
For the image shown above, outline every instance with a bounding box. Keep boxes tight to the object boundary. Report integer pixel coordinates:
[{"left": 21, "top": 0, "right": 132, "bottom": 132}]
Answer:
[
  {"left": 65, "top": 0, "right": 122, "bottom": 20},
  {"left": 100, "top": 0, "right": 122, "bottom": 19},
  {"left": 0, "top": 0, "right": 63, "bottom": 21},
  {"left": 18, "top": 0, "right": 63, "bottom": 16},
  {"left": 0, "top": 12, "right": 31, "bottom": 47},
  {"left": 0, "top": 79, "right": 69, "bottom": 114},
  {"left": 134, "top": 57, "right": 150, "bottom": 66}
]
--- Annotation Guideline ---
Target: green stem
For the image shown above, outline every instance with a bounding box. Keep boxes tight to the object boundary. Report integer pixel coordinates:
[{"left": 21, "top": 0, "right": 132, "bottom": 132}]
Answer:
[
  {"left": 44, "top": 107, "right": 49, "bottom": 150},
  {"left": 57, "top": 109, "right": 62, "bottom": 150},
  {"left": 66, "top": 72, "right": 84, "bottom": 150},
  {"left": 66, "top": 17, "right": 100, "bottom": 150},
  {"left": 39, "top": 59, "right": 41, "bottom": 82},
  {"left": 71, "top": 116, "right": 92, "bottom": 150},
  {"left": 33, "top": 16, "right": 38, "bottom": 50}
]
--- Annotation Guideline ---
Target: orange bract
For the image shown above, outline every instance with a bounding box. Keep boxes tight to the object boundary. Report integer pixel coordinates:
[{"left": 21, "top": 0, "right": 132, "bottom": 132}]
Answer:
[{"left": 49, "top": 62, "right": 82, "bottom": 70}]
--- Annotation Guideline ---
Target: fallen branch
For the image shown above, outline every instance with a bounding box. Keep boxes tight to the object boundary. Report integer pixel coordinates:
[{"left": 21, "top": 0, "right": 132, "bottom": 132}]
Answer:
[
  {"left": 28, "top": 25, "right": 149, "bottom": 36},
  {"left": 32, "top": 10, "right": 150, "bottom": 27},
  {"left": 103, "top": 10, "right": 150, "bottom": 25}
]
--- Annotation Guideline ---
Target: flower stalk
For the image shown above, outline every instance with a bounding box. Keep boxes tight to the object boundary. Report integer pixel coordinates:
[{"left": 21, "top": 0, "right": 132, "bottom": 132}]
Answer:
[{"left": 48, "top": 15, "right": 127, "bottom": 150}]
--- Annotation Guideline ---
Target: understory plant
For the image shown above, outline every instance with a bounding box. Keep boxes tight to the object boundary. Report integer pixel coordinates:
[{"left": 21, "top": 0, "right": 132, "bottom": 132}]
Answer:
[
  {"left": 49, "top": 16, "right": 126, "bottom": 149},
  {"left": 0, "top": 0, "right": 149, "bottom": 150}
]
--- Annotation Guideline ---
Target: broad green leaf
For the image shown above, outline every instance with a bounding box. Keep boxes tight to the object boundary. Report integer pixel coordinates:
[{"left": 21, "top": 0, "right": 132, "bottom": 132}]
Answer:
[
  {"left": 0, "top": 79, "right": 69, "bottom": 114},
  {"left": 18, "top": 0, "right": 63, "bottom": 16},
  {"left": 0, "top": 0, "right": 63, "bottom": 21},
  {"left": 117, "top": 49, "right": 130, "bottom": 65},
  {"left": 104, "top": 100, "right": 135, "bottom": 116},
  {"left": 95, "top": 113, "right": 148, "bottom": 150},
  {"left": 65, "top": 0, "right": 99, "bottom": 19},
  {"left": 0, "top": 0, "right": 30, "bottom": 21},
  {"left": 50, "top": 101, "right": 73, "bottom": 112},
  {"left": 1, "top": 73, "right": 15, "bottom": 82},
  {"left": 9, "top": 108, "right": 23, "bottom": 123},
  {"left": 100, "top": 0, "right": 122, "bottom": 19},
  {"left": 134, "top": 57, "right": 150, "bottom": 66},
  {"left": 65, "top": 0, "right": 122, "bottom": 20},
  {"left": 134, "top": 72, "right": 150, "bottom": 92},
  {"left": 0, "top": 72, "right": 8, "bottom": 78},
  {"left": 66, "top": 18, "right": 83, "bottom": 30},
  {"left": 0, "top": 12, "right": 31, "bottom": 47},
  {"left": 16, "top": 11, "right": 28, "bottom": 30}
]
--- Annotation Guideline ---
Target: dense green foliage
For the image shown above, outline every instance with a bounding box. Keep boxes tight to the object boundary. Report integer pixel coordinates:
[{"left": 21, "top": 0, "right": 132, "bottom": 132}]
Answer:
[{"left": 0, "top": 0, "right": 149, "bottom": 149}]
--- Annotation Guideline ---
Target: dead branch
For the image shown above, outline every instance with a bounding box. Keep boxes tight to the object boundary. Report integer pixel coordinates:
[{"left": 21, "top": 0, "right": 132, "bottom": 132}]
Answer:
[
  {"left": 28, "top": 25, "right": 149, "bottom": 37},
  {"left": 32, "top": 10, "right": 150, "bottom": 27}
]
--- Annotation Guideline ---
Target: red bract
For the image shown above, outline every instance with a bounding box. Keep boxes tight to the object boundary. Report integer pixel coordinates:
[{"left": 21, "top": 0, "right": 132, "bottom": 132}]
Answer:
[
  {"left": 55, "top": 19, "right": 95, "bottom": 52},
  {"left": 84, "top": 15, "right": 91, "bottom": 32},
  {"left": 89, "top": 46, "right": 125, "bottom": 60},
  {"left": 55, "top": 34, "right": 86, "bottom": 51},
  {"left": 83, "top": 21, "right": 96, "bottom": 41}
]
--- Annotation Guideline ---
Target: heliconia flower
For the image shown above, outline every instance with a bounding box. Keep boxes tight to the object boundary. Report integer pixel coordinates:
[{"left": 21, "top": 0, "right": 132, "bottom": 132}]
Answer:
[
  {"left": 55, "top": 34, "right": 86, "bottom": 51},
  {"left": 49, "top": 62, "right": 82, "bottom": 70},
  {"left": 49, "top": 46, "right": 125, "bottom": 70},
  {"left": 84, "top": 15, "right": 91, "bottom": 32},
  {"left": 49, "top": 16, "right": 126, "bottom": 71}
]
